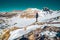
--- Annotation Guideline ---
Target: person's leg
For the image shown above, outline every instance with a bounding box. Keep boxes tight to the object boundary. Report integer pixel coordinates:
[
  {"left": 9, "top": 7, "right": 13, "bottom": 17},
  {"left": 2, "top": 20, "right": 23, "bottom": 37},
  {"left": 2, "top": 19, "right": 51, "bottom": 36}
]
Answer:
[{"left": 36, "top": 18, "right": 37, "bottom": 22}]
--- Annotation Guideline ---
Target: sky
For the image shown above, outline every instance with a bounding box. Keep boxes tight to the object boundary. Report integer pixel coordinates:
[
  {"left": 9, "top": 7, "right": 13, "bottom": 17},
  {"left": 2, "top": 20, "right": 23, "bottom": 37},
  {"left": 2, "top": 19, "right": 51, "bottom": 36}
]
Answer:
[{"left": 0, "top": 0, "right": 60, "bottom": 12}]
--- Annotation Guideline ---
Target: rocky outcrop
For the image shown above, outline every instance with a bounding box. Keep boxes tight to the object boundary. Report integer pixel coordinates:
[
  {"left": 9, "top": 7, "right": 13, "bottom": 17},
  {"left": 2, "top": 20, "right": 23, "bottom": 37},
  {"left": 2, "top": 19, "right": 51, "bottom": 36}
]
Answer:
[{"left": 0, "top": 12, "right": 17, "bottom": 18}]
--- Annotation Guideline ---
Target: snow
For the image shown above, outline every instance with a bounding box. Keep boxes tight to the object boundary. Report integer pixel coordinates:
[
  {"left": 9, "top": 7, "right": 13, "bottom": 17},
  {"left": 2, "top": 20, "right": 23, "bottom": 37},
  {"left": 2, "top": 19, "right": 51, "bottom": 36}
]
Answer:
[
  {"left": 8, "top": 24, "right": 58, "bottom": 40},
  {"left": 9, "top": 25, "right": 47, "bottom": 40},
  {"left": 7, "top": 16, "right": 36, "bottom": 28},
  {"left": 6, "top": 9, "right": 60, "bottom": 28},
  {"left": 8, "top": 29, "right": 26, "bottom": 40},
  {"left": 40, "top": 31, "right": 57, "bottom": 37},
  {"left": 1, "top": 8, "right": 60, "bottom": 28},
  {"left": 0, "top": 8, "right": 60, "bottom": 40},
  {"left": 38, "top": 11, "right": 60, "bottom": 22},
  {"left": 47, "top": 24, "right": 60, "bottom": 27},
  {"left": 8, "top": 25, "right": 45, "bottom": 40}
]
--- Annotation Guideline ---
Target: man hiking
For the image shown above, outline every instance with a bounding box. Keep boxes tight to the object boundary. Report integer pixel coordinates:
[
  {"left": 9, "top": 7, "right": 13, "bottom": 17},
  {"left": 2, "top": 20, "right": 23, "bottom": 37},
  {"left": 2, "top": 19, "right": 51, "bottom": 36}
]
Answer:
[{"left": 36, "top": 13, "right": 39, "bottom": 22}]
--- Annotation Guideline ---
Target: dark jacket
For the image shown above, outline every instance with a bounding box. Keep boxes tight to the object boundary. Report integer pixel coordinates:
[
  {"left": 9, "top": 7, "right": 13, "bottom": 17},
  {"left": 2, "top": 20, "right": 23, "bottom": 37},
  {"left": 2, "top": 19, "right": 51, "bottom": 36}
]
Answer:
[{"left": 36, "top": 13, "right": 38, "bottom": 18}]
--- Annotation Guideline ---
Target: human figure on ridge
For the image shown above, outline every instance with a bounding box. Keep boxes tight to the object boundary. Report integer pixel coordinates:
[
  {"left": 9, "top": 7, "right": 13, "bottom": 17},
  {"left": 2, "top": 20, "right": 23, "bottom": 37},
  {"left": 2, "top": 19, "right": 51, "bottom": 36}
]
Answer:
[{"left": 36, "top": 13, "right": 39, "bottom": 22}]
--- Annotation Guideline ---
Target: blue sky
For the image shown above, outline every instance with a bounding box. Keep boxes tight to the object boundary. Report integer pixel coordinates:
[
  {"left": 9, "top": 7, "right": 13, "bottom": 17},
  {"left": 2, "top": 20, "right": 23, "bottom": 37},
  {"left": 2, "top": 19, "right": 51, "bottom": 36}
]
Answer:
[{"left": 0, "top": 0, "right": 60, "bottom": 12}]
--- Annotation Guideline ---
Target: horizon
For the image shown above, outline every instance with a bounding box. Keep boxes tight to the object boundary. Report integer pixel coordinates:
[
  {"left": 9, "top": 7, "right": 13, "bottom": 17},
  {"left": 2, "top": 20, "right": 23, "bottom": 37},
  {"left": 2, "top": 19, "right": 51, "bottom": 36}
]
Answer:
[{"left": 0, "top": 7, "right": 60, "bottom": 12}]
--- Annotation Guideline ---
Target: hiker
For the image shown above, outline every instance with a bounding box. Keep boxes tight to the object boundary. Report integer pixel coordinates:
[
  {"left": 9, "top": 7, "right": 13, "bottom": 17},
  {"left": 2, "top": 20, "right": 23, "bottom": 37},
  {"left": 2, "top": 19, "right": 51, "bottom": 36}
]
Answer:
[{"left": 36, "top": 13, "right": 39, "bottom": 22}]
